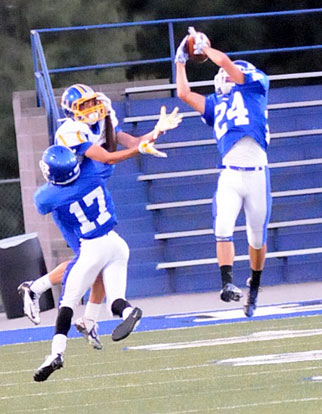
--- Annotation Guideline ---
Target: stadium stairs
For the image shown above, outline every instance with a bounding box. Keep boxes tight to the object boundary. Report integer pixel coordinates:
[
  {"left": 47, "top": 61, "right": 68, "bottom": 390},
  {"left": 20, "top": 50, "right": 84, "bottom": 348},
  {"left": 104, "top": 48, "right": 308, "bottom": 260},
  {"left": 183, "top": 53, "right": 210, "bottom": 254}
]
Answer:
[{"left": 108, "top": 84, "right": 322, "bottom": 298}]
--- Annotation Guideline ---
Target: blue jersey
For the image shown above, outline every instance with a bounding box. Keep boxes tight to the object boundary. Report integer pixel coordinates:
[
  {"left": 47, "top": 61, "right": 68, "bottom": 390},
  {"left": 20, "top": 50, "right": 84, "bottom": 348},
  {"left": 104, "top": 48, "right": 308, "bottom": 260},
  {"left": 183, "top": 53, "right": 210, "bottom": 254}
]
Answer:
[
  {"left": 34, "top": 162, "right": 117, "bottom": 246},
  {"left": 203, "top": 70, "right": 270, "bottom": 157}
]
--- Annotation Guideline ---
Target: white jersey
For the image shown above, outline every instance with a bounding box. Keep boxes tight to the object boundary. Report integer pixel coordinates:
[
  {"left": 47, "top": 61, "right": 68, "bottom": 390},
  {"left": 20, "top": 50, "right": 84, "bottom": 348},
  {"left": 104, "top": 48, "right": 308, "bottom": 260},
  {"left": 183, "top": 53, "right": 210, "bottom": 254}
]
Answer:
[
  {"left": 223, "top": 136, "right": 267, "bottom": 167},
  {"left": 55, "top": 94, "right": 119, "bottom": 148}
]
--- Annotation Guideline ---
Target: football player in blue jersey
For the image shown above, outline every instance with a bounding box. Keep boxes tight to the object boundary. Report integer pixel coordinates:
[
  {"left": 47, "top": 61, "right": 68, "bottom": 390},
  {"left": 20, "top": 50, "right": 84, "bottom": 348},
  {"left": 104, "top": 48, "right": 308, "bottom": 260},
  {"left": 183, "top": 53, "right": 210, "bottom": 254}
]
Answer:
[
  {"left": 33, "top": 145, "right": 148, "bottom": 381},
  {"left": 175, "top": 27, "right": 272, "bottom": 317},
  {"left": 18, "top": 84, "right": 181, "bottom": 349}
]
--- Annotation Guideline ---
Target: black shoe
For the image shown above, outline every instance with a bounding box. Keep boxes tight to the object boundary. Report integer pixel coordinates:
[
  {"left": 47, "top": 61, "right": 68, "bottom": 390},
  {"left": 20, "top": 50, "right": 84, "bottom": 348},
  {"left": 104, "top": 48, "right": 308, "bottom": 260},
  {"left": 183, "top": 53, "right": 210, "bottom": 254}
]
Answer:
[
  {"left": 112, "top": 307, "right": 142, "bottom": 342},
  {"left": 220, "top": 283, "right": 243, "bottom": 302},
  {"left": 244, "top": 286, "right": 259, "bottom": 317},
  {"left": 34, "top": 353, "right": 63, "bottom": 382}
]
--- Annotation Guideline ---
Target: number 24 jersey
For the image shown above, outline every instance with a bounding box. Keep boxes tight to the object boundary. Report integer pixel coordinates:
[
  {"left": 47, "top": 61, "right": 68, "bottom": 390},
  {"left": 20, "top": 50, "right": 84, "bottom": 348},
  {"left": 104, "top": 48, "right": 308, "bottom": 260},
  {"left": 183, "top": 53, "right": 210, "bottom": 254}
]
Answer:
[{"left": 203, "top": 69, "right": 270, "bottom": 157}]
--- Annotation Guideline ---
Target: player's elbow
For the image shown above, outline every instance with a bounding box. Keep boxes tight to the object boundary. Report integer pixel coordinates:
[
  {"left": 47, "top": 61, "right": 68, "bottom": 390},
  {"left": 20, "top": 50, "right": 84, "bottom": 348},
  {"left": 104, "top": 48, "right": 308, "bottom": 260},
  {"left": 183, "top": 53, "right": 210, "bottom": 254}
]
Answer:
[
  {"left": 107, "top": 159, "right": 116, "bottom": 165},
  {"left": 177, "top": 88, "right": 190, "bottom": 103}
]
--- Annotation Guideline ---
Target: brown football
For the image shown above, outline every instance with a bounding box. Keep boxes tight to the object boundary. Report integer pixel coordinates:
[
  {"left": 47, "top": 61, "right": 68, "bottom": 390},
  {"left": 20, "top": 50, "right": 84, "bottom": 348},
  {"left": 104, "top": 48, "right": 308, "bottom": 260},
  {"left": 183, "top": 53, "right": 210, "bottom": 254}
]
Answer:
[{"left": 185, "top": 32, "right": 211, "bottom": 63}]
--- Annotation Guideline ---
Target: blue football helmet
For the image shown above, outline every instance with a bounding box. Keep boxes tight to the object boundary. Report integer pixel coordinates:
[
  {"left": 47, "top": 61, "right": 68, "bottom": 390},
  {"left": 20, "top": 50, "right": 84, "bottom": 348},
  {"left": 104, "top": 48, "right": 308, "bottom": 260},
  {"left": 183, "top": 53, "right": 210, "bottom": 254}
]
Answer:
[
  {"left": 214, "top": 60, "right": 256, "bottom": 95},
  {"left": 61, "top": 84, "right": 106, "bottom": 124},
  {"left": 39, "top": 145, "right": 80, "bottom": 185}
]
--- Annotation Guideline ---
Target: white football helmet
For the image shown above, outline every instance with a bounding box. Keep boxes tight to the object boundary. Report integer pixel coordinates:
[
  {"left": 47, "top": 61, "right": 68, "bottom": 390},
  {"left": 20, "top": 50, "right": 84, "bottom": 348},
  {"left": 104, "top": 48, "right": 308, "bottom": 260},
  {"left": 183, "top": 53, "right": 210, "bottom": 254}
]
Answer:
[{"left": 214, "top": 60, "right": 256, "bottom": 95}]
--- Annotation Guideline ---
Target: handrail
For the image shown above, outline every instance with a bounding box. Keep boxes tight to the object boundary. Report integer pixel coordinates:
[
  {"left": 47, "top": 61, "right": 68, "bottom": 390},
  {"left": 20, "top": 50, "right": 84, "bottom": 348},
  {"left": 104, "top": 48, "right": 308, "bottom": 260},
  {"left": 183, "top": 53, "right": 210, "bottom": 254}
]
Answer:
[
  {"left": 155, "top": 217, "right": 322, "bottom": 240},
  {"left": 31, "top": 30, "right": 60, "bottom": 141},
  {"left": 150, "top": 129, "right": 322, "bottom": 151},
  {"left": 123, "top": 95, "right": 322, "bottom": 124},
  {"left": 123, "top": 71, "right": 322, "bottom": 100},
  {"left": 146, "top": 187, "right": 322, "bottom": 211},
  {"left": 156, "top": 247, "right": 322, "bottom": 270},
  {"left": 138, "top": 157, "right": 322, "bottom": 182},
  {"left": 30, "top": 8, "right": 322, "bottom": 143}
]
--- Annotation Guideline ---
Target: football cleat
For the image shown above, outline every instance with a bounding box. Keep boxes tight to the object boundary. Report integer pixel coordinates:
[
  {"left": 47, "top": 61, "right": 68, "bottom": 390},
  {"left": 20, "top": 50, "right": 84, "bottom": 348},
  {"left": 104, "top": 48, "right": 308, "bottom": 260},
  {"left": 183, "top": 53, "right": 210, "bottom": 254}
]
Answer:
[
  {"left": 112, "top": 307, "right": 142, "bottom": 342},
  {"left": 220, "top": 283, "right": 243, "bottom": 303},
  {"left": 17, "top": 281, "right": 40, "bottom": 325},
  {"left": 74, "top": 318, "right": 103, "bottom": 350},
  {"left": 34, "top": 353, "right": 63, "bottom": 382},
  {"left": 244, "top": 279, "right": 260, "bottom": 317}
]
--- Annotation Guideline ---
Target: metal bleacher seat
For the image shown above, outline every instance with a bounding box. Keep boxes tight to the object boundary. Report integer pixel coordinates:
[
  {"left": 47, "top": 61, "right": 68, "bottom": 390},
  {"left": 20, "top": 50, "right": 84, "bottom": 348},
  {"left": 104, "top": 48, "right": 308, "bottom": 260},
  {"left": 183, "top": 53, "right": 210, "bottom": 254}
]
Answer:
[{"left": 120, "top": 77, "right": 322, "bottom": 292}]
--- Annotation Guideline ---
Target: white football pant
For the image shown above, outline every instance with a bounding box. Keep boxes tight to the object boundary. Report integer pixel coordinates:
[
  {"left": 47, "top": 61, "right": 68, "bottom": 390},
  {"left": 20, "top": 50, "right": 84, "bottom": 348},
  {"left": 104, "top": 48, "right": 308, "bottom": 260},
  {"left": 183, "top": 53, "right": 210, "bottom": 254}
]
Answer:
[
  {"left": 213, "top": 167, "right": 272, "bottom": 249},
  {"left": 59, "top": 230, "right": 129, "bottom": 310}
]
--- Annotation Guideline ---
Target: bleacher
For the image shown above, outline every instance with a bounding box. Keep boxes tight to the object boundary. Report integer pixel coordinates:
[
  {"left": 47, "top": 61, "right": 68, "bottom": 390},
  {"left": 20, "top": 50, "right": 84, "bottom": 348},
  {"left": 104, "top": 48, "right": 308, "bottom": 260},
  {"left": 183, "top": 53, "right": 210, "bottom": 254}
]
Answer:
[
  {"left": 26, "top": 10, "right": 322, "bottom": 300},
  {"left": 107, "top": 81, "right": 322, "bottom": 298}
]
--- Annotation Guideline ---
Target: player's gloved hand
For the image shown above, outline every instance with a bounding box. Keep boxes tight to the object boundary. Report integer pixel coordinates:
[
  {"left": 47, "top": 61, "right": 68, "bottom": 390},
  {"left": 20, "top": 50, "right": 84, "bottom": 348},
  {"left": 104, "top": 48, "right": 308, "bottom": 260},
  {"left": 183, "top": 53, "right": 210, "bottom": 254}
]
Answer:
[
  {"left": 138, "top": 140, "right": 167, "bottom": 158},
  {"left": 96, "top": 92, "right": 119, "bottom": 127},
  {"left": 188, "top": 26, "right": 209, "bottom": 55},
  {"left": 153, "top": 106, "right": 182, "bottom": 140},
  {"left": 96, "top": 92, "right": 112, "bottom": 114},
  {"left": 175, "top": 35, "right": 189, "bottom": 64}
]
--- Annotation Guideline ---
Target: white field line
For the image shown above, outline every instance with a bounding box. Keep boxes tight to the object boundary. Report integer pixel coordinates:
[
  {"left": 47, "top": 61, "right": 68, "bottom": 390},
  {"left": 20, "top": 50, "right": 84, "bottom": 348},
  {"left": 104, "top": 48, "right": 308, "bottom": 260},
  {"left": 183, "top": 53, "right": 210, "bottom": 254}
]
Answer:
[
  {"left": 1, "top": 335, "right": 319, "bottom": 390},
  {"left": 0, "top": 363, "right": 212, "bottom": 390},
  {"left": 125, "top": 329, "right": 322, "bottom": 351},
  {"left": 8, "top": 389, "right": 322, "bottom": 413},
  {"left": 6, "top": 364, "right": 322, "bottom": 413},
  {"left": 217, "top": 349, "right": 322, "bottom": 366},
  {"left": 1, "top": 337, "right": 319, "bottom": 389},
  {"left": 151, "top": 397, "right": 322, "bottom": 413}
]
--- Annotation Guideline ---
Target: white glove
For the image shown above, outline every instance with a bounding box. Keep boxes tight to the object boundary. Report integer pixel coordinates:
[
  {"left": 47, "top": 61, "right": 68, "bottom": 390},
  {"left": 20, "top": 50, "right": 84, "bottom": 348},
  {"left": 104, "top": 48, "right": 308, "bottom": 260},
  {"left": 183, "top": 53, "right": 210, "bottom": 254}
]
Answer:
[
  {"left": 188, "top": 26, "right": 209, "bottom": 55},
  {"left": 153, "top": 106, "right": 182, "bottom": 140},
  {"left": 138, "top": 140, "right": 167, "bottom": 158},
  {"left": 96, "top": 92, "right": 119, "bottom": 128},
  {"left": 175, "top": 35, "right": 189, "bottom": 64},
  {"left": 96, "top": 92, "right": 112, "bottom": 113}
]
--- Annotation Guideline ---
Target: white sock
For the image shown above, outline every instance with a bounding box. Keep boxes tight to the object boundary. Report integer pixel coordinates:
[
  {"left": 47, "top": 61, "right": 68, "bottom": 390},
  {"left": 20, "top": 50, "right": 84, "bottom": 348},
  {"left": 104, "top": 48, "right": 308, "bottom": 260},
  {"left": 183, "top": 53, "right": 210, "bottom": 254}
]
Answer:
[
  {"left": 122, "top": 306, "right": 133, "bottom": 320},
  {"left": 30, "top": 275, "right": 53, "bottom": 296},
  {"left": 51, "top": 334, "right": 67, "bottom": 355},
  {"left": 84, "top": 302, "right": 101, "bottom": 323}
]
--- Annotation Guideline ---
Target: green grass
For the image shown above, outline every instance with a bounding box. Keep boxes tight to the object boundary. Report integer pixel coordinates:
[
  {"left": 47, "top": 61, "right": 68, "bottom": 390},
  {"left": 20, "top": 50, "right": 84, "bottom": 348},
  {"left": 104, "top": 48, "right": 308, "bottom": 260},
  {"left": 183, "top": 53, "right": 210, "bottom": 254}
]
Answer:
[{"left": 1, "top": 315, "right": 322, "bottom": 413}]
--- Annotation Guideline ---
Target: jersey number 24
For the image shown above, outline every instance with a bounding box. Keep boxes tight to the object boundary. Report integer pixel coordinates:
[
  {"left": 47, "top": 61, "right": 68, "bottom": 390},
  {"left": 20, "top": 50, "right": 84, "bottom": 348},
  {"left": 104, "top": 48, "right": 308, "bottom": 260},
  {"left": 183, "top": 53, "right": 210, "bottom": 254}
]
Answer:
[{"left": 214, "top": 91, "right": 249, "bottom": 140}]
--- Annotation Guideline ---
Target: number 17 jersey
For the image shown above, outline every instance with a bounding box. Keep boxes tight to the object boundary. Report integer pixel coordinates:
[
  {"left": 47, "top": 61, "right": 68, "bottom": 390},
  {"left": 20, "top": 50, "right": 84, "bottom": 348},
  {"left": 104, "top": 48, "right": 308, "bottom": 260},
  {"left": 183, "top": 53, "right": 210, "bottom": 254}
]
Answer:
[
  {"left": 34, "top": 164, "right": 117, "bottom": 242},
  {"left": 202, "top": 70, "right": 270, "bottom": 157}
]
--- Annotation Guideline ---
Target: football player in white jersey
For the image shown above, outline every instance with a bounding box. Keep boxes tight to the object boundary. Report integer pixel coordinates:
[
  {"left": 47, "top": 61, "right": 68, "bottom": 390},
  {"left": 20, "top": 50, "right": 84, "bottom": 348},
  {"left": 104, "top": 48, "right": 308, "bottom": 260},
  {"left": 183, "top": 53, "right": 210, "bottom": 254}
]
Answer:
[
  {"left": 33, "top": 145, "right": 146, "bottom": 381},
  {"left": 18, "top": 84, "right": 181, "bottom": 349},
  {"left": 175, "top": 28, "right": 272, "bottom": 317}
]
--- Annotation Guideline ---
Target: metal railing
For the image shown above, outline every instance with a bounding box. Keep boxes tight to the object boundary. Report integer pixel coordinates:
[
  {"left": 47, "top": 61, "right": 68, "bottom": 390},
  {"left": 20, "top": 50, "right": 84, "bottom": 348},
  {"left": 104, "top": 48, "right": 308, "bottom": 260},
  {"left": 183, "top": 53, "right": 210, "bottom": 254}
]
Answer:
[{"left": 30, "top": 8, "right": 322, "bottom": 142}]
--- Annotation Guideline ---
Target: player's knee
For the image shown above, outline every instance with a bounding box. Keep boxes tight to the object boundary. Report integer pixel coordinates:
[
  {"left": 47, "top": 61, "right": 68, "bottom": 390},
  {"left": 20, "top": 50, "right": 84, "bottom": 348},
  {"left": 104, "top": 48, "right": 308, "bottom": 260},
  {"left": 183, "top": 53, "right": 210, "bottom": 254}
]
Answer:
[{"left": 248, "top": 230, "right": 266, "bottom": 249}]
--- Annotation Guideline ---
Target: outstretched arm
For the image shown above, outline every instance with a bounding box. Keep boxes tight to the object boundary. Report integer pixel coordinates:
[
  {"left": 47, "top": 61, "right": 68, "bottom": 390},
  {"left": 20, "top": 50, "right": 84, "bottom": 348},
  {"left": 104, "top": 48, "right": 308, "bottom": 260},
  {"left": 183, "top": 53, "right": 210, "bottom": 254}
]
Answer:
[
  {"left": 175, "top": 34, "right": 206, "bottom": 113},
  {"left": 176, "top": 61, "right": 206, "bottom": 113},
  {"left": 201, "top": 45, "right": 245, "bottom": 85},
  {"left": 85, "top": 144, "right": 138, "bottom": 165},
  {"left": 117, "top": 106, "right": 182, "bottom": 148}
]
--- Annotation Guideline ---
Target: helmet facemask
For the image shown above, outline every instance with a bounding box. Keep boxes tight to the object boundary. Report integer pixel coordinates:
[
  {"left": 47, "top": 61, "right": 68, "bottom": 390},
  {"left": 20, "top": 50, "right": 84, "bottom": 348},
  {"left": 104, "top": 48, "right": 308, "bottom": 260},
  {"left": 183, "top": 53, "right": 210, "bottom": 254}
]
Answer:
[
  {"left": 72, "top": 96, "right": 106, "bottom": 124},
  {"left": 61, "top": 84, "right": 107, "bottom": 124}
]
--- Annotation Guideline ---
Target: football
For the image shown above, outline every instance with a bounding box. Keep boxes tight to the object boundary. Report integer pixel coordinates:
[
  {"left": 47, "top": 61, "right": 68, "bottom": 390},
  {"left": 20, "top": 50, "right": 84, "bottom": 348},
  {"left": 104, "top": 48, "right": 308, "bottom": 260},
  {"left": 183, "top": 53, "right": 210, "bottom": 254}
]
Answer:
[{"left": 185, "top": 32, "right": 211, "bottom": 63}]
